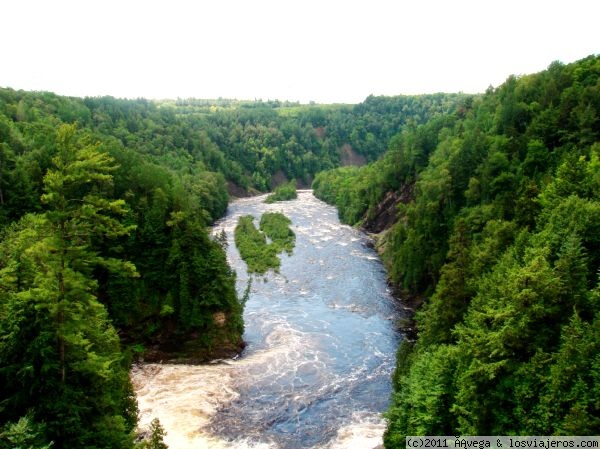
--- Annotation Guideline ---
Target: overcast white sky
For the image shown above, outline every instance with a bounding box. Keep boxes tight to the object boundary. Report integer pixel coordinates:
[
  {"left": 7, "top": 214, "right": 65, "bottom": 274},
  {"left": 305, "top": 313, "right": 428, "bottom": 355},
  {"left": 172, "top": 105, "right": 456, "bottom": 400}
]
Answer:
[{"left": 1, "top": 0, "right": 598, "bottom": 104}]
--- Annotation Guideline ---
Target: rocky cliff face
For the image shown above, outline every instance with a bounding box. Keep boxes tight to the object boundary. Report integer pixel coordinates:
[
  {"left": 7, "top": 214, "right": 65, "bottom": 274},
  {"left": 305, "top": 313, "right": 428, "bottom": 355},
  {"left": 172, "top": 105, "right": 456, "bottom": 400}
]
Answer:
[{"left": 362, "top": 182, "right": 414, "bottom": 234}]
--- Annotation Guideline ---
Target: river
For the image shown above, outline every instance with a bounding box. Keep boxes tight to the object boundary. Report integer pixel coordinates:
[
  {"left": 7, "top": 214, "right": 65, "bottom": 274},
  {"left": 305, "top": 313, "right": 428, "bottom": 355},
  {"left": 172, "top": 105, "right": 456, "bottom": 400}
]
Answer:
[{"left": 132, "top": 190, "right": 402, "bottom": 448}]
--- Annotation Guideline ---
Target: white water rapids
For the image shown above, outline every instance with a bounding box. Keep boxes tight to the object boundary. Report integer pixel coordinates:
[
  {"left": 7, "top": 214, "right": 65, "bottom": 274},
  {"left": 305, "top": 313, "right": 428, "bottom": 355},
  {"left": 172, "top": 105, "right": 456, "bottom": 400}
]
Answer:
[{"left": 132, "top": 191, "right": 402, "bottom": 448}]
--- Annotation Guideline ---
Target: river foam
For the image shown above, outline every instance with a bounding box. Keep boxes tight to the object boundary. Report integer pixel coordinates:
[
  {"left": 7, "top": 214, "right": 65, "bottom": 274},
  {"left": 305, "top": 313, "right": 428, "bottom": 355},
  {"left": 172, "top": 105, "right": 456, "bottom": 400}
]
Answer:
[
  {"left": 132, "top": 363, "right": 238, "bottom": 448},
  {"left": 133, "top": 363, "right": 386, "bottom": 449}
]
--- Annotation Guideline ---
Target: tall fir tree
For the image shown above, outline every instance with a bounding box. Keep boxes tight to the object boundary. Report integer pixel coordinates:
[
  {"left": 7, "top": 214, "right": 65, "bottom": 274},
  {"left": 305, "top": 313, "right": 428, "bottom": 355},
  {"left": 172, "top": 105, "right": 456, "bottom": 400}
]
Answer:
[{"left": 0, "top": 125, "right": 138, "bottom": 448}]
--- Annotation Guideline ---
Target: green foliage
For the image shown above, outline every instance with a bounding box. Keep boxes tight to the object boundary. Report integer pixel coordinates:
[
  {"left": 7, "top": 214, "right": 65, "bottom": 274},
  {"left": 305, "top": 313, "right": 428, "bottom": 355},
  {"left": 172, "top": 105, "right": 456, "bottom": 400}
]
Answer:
[
  {"left": 265, "top": 179, "right": 297, "bottom": 203},
  {"left": 0, "top": 87, "right": 466, "bottom": 208},
  {"left": 234, "top": 212, "right": 295, "bottom": 274},
  {"left": 234, "top": 215, "right": 278, "bottom": 274},
  {"left": 99, "top": 139, "right": 243, "bottom": 352},
  {"left": 0, "top": 413, "right": 53, "bottom": 449},
  {"left": 313, "top": 114, "right": 458, "bottom": 228},
  {"left": 0, "top": 122, "right": 244, "bottom": 446},
  {"left": 259, "top": 212, "right": 296, "bottom": 255},
  {"left": 385, "top": 56, "right": 600, "bottom": 443},
  {"left": 0, "top": 126, "right": 137, "bottom": 448},
  {"left": 138, "top": 418, "right": 168, "bottom": 449},
  {"left": 385, "top": 344, "right": 458, "bottom": 445},
  {"left": 165, "top": 212, "right": 243, "bottom": 336}
]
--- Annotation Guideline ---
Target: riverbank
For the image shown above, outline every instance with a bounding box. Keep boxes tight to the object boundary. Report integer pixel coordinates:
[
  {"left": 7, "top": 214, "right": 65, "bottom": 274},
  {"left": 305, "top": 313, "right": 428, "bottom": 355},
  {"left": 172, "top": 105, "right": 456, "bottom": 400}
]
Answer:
[{"left": 365, "top": 228, "right": 421, "bottom": 342}]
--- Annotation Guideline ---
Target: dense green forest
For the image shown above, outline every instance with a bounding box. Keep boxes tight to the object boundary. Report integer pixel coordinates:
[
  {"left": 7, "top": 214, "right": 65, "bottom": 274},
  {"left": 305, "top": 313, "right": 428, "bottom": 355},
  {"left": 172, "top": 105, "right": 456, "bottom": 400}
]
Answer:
[
  {"left": 163, "top": 94, "right": 465, "bottom": 190},
  {"left": 313, "top": 55, "right": 600, "bottom": 442},
  {"left": 0, "top": 87, "right": 461, "bottom": 447},
  {"left": 0, "top": 121, "right": 243, "bottom": 447},
  {"left": 0, "top": 89, "right": 464, "bottom": 210}
]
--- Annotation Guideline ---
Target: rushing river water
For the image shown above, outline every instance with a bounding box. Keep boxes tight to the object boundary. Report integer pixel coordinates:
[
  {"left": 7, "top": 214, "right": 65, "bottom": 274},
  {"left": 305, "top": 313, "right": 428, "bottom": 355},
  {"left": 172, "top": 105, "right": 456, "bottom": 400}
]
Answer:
[{"left": 132, "top": 191, "right": 403, "bottom": 449}]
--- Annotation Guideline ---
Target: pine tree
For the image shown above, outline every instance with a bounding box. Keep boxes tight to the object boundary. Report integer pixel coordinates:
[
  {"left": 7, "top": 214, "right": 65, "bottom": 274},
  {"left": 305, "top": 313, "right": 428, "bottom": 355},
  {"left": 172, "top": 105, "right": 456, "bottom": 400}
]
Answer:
[
  {"left": 143, "top": 418, "right": 168, "bottom": 449},
  {"left": 0, "top": 125, "right": 138, "bottom": 448}
]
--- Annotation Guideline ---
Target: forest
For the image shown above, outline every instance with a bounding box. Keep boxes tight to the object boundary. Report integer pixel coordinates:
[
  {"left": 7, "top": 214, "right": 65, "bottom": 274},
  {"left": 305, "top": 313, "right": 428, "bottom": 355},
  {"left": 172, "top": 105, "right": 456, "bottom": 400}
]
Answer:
[
  {"left": 0, "top": 87, "right": 463, "bottom": 447},
  {"left": 313, "top": 55, "right": 600, "bottom": 442},
  {"left": 1, "top": 53, "right": 598, "bottom": 447}
]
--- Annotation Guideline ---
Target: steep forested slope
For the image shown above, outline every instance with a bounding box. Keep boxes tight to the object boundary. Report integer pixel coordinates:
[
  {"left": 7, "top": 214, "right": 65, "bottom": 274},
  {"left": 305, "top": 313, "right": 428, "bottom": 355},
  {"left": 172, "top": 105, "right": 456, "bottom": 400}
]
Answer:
[
  {"left": 0, "top": 96, "right": 237, "bottom": 447},
  {"left": 313, "top": 55, "right": 600, "bottom": 441}
]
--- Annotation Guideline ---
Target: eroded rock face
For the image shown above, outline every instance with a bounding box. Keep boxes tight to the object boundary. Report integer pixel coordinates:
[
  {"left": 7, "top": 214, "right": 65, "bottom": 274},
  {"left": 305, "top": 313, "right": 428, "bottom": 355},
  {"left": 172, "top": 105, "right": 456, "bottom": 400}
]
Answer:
[
  {"left": 227, "top": 182, "right": 247, "bottom": 198},
  {"left": 339, "top": 143, "right": 367, "bottom": 167},
  {"left": 213, "top": 311, "right": 227, "bottom": 327},
  {"left": 362, "top": 182, "right": 415, "bottom": 234},
  {"left": 270, "top": 169, "right": 289, "bottom": 188}
]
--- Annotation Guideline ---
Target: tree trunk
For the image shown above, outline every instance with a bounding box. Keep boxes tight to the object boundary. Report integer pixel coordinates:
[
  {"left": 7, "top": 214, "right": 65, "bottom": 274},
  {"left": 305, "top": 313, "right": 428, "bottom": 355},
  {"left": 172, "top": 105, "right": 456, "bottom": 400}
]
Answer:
[{"left": 58, "top": 247, "right": 66, "bottom": 383}]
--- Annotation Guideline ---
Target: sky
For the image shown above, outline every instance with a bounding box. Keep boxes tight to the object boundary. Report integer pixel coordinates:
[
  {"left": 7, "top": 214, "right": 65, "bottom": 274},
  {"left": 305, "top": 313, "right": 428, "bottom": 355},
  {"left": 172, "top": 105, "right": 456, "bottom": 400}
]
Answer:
[{"left": 1, "top": 0, "right": 598, "bottom": 104}]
